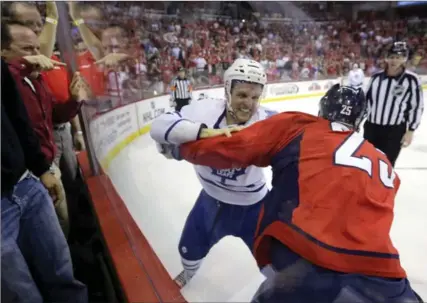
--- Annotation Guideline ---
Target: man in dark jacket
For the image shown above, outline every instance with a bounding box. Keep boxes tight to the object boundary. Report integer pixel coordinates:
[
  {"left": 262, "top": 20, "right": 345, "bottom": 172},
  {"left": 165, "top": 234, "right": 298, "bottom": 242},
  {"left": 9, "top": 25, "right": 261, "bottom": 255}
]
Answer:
[{"left": 1, "top": 59, "right": 88, "bottom": 303}]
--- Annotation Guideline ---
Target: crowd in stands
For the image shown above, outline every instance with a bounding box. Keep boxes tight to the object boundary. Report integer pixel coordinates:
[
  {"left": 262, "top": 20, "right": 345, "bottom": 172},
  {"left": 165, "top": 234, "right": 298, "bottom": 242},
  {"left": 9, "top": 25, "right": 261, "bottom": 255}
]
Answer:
[{"left": 38, "top": 2, "right": 427, "bottom": 105}]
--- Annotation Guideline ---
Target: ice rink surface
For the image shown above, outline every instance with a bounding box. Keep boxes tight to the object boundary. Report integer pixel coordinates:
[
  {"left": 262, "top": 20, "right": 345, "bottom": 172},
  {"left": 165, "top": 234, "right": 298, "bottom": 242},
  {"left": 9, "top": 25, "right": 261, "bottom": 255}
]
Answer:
[{"left": 108, "top": 93, "right": 427, "bottom": 302}]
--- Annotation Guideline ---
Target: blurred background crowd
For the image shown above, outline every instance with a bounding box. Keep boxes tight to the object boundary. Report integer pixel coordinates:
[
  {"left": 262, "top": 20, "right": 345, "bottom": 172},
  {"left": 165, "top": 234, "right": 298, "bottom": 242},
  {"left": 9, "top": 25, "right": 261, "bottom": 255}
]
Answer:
[{"left": 35, "top": 1, "right": 427, "bottom": 106}]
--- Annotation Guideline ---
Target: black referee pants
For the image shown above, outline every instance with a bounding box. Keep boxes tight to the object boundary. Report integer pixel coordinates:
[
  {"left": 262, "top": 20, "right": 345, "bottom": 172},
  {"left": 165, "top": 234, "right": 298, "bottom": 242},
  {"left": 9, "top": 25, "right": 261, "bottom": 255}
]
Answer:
[
  {"left": 363, "top": 121, "right": 406, "bottom": 167},
  {"left": 175, "top": 98, "right": 191, "bottom": 112}
]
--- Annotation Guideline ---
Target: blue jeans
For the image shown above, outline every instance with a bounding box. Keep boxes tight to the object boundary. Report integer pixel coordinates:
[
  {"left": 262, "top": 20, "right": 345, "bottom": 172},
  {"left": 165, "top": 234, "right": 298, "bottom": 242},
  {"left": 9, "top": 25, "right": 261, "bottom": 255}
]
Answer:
[{"left": 1, "top": 173, "right": 87, "bottom": 303}]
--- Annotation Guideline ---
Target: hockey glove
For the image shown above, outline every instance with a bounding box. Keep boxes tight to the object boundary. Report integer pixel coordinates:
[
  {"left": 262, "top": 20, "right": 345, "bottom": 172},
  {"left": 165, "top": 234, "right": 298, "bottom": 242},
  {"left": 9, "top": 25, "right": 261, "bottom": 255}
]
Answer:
[{"left": 155, "top": 142, "right": 182, "bottom": 160}]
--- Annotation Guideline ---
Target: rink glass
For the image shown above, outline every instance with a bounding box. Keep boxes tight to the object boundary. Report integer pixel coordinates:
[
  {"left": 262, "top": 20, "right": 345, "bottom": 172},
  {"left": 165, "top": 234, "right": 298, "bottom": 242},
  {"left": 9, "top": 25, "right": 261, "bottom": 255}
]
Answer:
[{"left": 49, "top": 1, "right": 427, "bottom": 301}]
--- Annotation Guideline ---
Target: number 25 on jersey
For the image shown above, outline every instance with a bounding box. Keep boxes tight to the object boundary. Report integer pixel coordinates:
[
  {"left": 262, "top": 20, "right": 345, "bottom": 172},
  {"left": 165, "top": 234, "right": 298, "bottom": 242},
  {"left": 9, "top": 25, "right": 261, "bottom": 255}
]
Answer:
[{"left": 334, "top": 132, "right": 396, "bottom": 188}]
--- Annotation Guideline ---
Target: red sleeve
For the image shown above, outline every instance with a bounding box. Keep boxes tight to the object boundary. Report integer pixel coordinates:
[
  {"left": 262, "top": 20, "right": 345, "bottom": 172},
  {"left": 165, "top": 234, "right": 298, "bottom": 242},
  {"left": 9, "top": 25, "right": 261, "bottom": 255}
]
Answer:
[
  {"left": 180, "top": 112, "right": 317, "bottom": 169},
  {"left": 41, "top": 55, "right": 71, "bottom": 102}
]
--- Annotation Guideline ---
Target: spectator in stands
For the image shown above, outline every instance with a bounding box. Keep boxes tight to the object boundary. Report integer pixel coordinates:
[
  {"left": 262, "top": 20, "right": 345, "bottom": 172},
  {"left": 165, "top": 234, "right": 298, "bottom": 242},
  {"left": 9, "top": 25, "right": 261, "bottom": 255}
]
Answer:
[
  {"left": 146, "top": 54, "right": 164, "bottom": 93},
  {"left": 5, "top": 2, "right": 87, "bottom": 238},
  {"left": 68, "top": 2, "right": 104, "bottom": 61},
  {"left": 1, "top": 22, "right": 91, "bottom": 237},
  {"left": 1, "top": 58, "right": 88, "bottom": 303},
  {"left": 75, "top": 3, "right": 104, "bottom": 39},
  {"left": 68, "top": 2, "right": 117, "bottom": 111},
  {"left": 193, "top": 52, "right": 209, "bottom": 85},
  {"left": 1, "top": 2, "right": 57, "bottom": 58},
  {"left": 74, "top": 38, "right": 106, "bottom": 101},
  {"left": 70, "top": 2, "right": 148, "bottom": 104},
  {"left": 34, "top": 1, "right": 427, "bottom": 97}
]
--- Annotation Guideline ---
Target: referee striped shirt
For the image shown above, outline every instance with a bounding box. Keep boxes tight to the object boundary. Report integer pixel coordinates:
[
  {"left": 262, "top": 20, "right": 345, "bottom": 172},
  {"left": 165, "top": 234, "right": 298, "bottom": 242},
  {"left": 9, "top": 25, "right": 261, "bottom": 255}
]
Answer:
[
  {"left": 366, "top": 69, "right": 424, "bottom": 131},
  {"left": 170, "top": 77, "right": 192, "bottom": 100}
]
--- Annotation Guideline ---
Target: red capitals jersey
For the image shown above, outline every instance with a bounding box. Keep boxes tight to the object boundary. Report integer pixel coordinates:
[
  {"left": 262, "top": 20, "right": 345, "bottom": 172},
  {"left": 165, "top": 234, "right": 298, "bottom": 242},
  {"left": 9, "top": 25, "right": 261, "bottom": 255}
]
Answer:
[
  {"left": 180, "top": 112, "right": 405, "bottom": 278},
  {"left": 76, "top": 51, "right": 105, "bottom": 97},
  {"left": 41, "top": 54, "right": 70, "bottom": 102}
]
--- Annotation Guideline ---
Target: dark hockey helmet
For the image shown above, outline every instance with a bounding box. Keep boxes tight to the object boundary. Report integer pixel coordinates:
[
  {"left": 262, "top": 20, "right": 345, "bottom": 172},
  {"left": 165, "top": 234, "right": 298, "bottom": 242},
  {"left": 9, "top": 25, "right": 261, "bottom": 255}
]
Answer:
[
  {"left": 387, "top": 41, "right": 409, "bottom": 58},
  {"left": 319, "top": 84, "right": 367, "bottom": 130}
]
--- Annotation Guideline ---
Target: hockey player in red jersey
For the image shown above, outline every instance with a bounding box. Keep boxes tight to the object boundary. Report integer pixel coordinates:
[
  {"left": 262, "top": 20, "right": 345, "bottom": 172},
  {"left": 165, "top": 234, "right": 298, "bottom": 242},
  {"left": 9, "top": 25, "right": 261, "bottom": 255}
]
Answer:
[{"left": 178, "top": 84, "right": 422, "bottom": 303}]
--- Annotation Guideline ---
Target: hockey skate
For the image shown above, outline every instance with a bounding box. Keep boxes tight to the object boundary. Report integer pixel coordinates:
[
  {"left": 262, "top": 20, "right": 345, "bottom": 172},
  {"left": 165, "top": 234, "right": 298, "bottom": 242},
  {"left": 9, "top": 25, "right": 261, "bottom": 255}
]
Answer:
[{"left": 174, "top": 269, "right": 194, "bottom": 289}]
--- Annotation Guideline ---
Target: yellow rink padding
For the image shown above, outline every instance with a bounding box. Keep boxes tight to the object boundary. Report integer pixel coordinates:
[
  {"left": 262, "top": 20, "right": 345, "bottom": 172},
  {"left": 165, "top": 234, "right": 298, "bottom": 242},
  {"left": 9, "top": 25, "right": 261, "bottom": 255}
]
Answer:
[
  {"left": 99, "top": 85, "right": 427, "bottom": 170},
  {"left": 261, "top": 91, "right": 325, "bottom": 103},
  {"left": 100, "top": 124, "right": 152, "bottom": 170},
  {"left": 100, "top": 130, "right": 141, "bottom": 169}
]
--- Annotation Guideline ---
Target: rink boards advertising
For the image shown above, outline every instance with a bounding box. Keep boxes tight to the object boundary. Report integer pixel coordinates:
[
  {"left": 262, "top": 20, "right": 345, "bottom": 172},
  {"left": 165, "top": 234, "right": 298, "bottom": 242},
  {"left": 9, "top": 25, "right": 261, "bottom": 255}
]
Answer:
[
  {"left": 90, "top": 76, "right": 427, "bottom": 170},
  {"left": 90, "top": 95, "right": 170, "bottom": 168}
]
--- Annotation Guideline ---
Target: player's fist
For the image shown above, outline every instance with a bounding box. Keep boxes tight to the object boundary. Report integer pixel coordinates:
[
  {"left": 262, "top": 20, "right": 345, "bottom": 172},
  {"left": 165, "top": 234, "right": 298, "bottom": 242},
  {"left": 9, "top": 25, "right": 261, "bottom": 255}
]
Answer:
[
  {"left": 23, "top": 55, "right": 66, "bottom": 71},
  {"left": 199, "top": 125, "right": 244, "bottom": 139},
  {"left": 156, "top": 142, "right": 181, "bottom": 160}
]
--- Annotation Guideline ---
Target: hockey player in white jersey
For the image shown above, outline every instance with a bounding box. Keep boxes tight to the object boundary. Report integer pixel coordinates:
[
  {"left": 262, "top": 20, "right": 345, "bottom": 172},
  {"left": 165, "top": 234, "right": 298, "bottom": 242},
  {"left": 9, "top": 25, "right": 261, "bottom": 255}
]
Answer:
[
  {"left": 347, "top": 63, "right": 365, "bottom": 89},
  {"left": 150, "top": 58, "right": 276, "bottom": 288}
]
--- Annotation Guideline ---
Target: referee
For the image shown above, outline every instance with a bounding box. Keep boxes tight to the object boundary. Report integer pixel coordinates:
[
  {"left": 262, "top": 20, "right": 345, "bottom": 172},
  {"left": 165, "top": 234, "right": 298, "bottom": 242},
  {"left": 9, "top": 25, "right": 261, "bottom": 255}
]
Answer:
[
  {"left": 364, "top": 41, "right": 424, "bottom": 167},
  {"left": 170, "top": 67, "right": 193, "bottom": 112}
]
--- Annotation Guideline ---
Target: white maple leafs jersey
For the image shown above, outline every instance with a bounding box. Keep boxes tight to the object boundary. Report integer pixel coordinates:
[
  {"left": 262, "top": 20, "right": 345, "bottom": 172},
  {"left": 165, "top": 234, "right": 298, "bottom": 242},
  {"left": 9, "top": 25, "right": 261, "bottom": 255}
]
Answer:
[
  {"left": 150, "top": 97, "right": 277, "bottom": 205},
  {"left": 348, "top": 68, "right": 365, "bottom": 88}
]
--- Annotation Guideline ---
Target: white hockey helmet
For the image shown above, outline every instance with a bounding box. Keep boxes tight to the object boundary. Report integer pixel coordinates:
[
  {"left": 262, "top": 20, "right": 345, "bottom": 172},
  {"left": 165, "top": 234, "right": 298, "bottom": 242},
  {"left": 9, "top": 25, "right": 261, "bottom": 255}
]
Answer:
[{"left": 223, "top": 58, "right": 267, "bottom": 114}]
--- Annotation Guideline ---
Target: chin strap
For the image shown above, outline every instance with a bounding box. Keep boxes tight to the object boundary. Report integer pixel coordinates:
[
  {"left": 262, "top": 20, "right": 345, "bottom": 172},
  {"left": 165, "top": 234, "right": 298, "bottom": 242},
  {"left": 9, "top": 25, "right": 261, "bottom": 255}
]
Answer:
[{"left": 225, "top": 92, "right": 239, "bottom": 122}]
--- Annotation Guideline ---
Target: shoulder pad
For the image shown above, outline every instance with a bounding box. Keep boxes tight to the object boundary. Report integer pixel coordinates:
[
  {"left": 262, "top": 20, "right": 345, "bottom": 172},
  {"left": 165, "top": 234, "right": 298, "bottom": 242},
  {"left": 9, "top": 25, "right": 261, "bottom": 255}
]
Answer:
[
  {"left": 258, "top": 105, "right": 279, "bottom": 118},
  {"left": 182, "top": 97, "right": 226, "bottom": 122}
]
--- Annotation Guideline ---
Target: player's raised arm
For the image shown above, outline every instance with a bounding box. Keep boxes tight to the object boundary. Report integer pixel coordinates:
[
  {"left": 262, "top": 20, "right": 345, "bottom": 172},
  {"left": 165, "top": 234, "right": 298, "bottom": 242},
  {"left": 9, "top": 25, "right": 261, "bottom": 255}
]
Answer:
[
  {"left": 150, "top": 104, "right": 207, "bottom": 146},
  {"left": 180, "top": 112, "right": 315, "bottom": 169}
]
